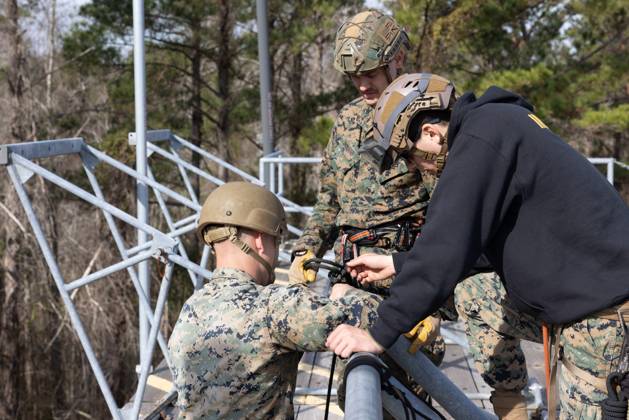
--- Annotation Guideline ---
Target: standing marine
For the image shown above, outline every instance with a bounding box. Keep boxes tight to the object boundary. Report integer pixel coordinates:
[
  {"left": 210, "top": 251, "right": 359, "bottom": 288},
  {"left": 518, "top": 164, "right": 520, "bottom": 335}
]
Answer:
[
  {"left": 331, "top": 72, "right": 629, "bottom": 419},
  {"left": 288, "top": 9, "right": 445, "bottom": 365},
  {"left": 168, "top": 182, "right": 381, "bottom": 418}
]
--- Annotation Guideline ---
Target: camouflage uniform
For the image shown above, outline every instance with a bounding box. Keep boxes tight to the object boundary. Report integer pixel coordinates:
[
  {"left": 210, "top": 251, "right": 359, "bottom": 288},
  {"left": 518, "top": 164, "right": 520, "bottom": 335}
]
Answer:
[
  {"left": 294, "top": 96, "right": 445, "bottom": 349},
  {"left": 295, "top": 97, "right": 430, "bottom": 258},
  {"left": 168, "top": 267, "right": 381, "bottom": 419},
  {"left": 455, "top": 272, "right": 626, "bottom": 419}
]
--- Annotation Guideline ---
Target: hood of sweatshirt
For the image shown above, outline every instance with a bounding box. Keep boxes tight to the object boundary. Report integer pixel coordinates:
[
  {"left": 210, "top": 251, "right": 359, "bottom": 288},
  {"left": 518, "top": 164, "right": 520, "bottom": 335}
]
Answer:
[{"left": 448, "top": 86, "right": 535, "bottom": 147}]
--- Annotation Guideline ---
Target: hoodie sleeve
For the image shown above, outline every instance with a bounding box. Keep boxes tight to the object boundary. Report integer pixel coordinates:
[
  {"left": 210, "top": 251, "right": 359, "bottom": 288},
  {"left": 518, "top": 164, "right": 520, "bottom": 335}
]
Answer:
[{"left": 370, "top": 132, "right": 517, "bottom": 347}]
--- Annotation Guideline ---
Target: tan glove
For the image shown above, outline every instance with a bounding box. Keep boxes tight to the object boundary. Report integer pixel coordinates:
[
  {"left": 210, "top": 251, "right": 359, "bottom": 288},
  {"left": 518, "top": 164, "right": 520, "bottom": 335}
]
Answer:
[
  {"left": 403, "top": 316, "right": 441, "bottom": 354},
  {"left": 288, "top": 250, "right": 317, "bottom": 284}
]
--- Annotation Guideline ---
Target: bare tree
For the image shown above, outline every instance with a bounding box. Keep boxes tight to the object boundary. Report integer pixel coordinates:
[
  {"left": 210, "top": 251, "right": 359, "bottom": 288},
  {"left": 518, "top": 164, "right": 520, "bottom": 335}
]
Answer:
[{"left": 0, "top": 0, "right": 26, "bottom": 416}]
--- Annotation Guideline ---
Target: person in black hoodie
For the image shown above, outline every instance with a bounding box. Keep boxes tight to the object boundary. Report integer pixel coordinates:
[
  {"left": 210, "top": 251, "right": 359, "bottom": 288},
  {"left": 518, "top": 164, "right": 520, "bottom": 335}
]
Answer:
[{"left": 326, "top": 73, "right": 629, "bottom": 418}]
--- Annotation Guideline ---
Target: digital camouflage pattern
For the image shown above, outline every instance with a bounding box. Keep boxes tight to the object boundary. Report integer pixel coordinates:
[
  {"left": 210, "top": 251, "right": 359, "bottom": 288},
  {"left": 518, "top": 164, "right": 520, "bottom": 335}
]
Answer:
[
  {"left": 295, "top": 97, "right": 430, "bottom": 257},
  {"left": 168, "top": 268, "right": 381, "bottom": 419},
  {"left": 294, "top": 96, "right": 445, "bottom": 398},
  {"left": 455, "top": 272, "right": 626, "bottom": 419}
]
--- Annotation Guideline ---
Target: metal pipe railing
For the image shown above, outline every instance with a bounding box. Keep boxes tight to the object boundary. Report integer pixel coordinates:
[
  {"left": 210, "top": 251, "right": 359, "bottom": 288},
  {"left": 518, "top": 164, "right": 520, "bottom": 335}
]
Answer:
[
  {"left": 387, "top": 336, "right": 497, "bottom": 420},
  {"left": 344, "top": 352, "right": 384, "bottom": 420}
]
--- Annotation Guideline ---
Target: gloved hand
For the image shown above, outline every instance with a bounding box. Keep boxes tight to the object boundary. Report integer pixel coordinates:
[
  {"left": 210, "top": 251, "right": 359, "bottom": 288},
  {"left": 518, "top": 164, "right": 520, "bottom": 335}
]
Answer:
[
  {"left": 288, "top": 250, "right": 317, "bottom": 284},
  {"left": 403, "top": 316, "right": 441, "bottom": 354}
]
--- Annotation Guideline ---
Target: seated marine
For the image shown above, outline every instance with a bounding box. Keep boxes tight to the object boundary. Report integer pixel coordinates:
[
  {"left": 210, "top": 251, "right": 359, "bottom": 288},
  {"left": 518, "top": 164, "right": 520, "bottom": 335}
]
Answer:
[{"left": 168, "top": 182, "right": 381, "bottom": 419}]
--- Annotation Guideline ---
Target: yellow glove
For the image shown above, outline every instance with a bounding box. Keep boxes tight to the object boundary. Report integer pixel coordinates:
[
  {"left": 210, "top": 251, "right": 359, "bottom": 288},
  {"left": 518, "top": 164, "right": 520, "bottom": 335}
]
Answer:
[
  {"left": 403, "top": 316, "right": 441, "bottom": 354},
  {"left": 288, "top": 250, "right": 317, "bottom": 284}
]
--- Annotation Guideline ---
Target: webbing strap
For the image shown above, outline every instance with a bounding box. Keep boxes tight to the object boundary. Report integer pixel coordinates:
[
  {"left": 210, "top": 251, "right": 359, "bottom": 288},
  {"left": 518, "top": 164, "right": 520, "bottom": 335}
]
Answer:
[
  {"left": 561, "top": 357, "right": 608, "bottom": 393},
  {"left": 548, "top": 326, "right": 562, "bottom": 420},
  {"left": 204, "top": 226, "right": 274, "bottom": 280},
  {"left": 229, "top": 235, "right": 274, "bottom": 280}
]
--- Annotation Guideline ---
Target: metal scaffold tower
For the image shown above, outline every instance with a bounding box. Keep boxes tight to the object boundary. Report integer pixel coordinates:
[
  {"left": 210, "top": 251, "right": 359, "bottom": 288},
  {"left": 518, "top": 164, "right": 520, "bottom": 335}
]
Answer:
[
  {"left": 2, "top": 0, "right": 627, "bottom": 417},
  {"left": 0, "top": 131, "right": 308, "bottom": 419}
]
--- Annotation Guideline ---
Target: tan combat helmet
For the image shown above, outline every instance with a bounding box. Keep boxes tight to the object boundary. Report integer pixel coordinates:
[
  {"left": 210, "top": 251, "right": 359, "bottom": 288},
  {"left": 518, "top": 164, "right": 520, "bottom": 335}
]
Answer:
[
  {"left": 334, "top": 10, "right": 410, "bottom": 75},
  {"left": 365, "top": 73, "right": 456, "bottom": 171},
  {"left": 197, "top": 182, "right": 287, "bottom": 280}
]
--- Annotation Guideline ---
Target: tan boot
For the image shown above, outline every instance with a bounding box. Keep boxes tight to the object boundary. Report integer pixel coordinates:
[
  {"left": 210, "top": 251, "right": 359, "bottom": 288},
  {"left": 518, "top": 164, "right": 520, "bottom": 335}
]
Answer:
[{"left": 490, "top": 390, "right": 529, "bottom": 420}]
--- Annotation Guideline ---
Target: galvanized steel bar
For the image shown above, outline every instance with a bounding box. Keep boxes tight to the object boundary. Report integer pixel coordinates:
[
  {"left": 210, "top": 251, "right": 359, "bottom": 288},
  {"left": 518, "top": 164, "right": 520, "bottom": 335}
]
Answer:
[
  {"left": 147, "top": 166, "right": 200, "bottom": 286},
  {"left": 256, "top": 0, "right": 274, "bottom": 156},
  {"left": 259, "top": 156, "right": 323, "bottom": 164},
  {"left": 168, "top": 253, "right": 213, "bottom": 281},
  {"left": 172, "top": 134, "right": 264, "bottom": 185},
  {"left": 128, "top": 129, "right": 171, "bottom": 144},
  {"left": 132, "top": 0, "right": 150, "bottom": 366},
  {"left": 147, "top": 141, "right": 311, "bottom": 225},
  {"left": 87, "top": 145, "right": 200, "bottom": 211},
  {"left": 11, "top": 154, "right": 174, "bottom": 243},
  {"left": 169, "top": 144, "right": 199, "bottom": 205},
  {"left": 588, "top": 157, "right": 615, "bottom": 184},
  {"left": 197, "top": 245, "right": 211, "bottom": 289},
  {"left": 0, "top": 138, "right": 83, "bottom": 165},
  {"left": 146, "top": 142, "right": 224, "bottom": 190},
  {"left": 82, "top": 161, "right": 172, "bottom": 370},
  {"left": 65, "top": 250, "right": 155, "bottom": 292},
  {"left": 125, "top": 222, "right": 197, "bottom": 257},
  {"left": 6, "top": 164, "right": 124, "bottom": 420},
  {"left": 173, "top": 214, "right": 198, "bottom": 229},
  {"left": 387, "top": 336, "right": 497, "bottom": 420},
  {"left": 131, "top": 261, "right": 175, "bottom": 419}
]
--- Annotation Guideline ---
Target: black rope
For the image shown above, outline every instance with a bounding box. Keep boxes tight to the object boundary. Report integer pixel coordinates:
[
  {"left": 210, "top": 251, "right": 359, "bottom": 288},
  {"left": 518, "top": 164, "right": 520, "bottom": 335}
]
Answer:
[
  {"left": 324, "top": 354, "right": 337, "bottom": 420},
  {"left": 602, "top": 372, "right": 628, "bottom": 419}
]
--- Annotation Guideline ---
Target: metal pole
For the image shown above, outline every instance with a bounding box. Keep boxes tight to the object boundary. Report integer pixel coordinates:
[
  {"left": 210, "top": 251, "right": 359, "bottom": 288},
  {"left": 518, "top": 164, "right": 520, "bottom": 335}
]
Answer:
[
  {"left": 7, "top": 165, "right": 124, "bottom": 420},
  {"left": 344, "top": 353, "right": 383, "bottom": 420},
  {"left": 387, "top": 336, "right": 497, "bottom": 420},
  {"left": 256, "top": 0, "right": 274, "bottom": 159},
  {"left": 607, "top": 159, "right": 614, "bottom": 186},
  {"left": 132, "top": 0, "right": 150, "bottom": 369}
]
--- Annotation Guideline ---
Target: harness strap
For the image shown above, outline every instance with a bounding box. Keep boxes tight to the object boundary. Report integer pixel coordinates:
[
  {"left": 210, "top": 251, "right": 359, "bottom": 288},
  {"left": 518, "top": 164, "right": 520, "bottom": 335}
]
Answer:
[
  {"left": 548, "top": 326, "right": 562, "bottom": 420},
  {"left": 595, "top": 301, "right": 629, "bottom": 321},
  {"left": 561, "top": 357, "right": 608, "bottom": 393},
  {"left": 342, "top": 221, "right": 422, "bottom": 250},
  {"left": 204, "top": 226, "right": 274, "bottom": 280}
]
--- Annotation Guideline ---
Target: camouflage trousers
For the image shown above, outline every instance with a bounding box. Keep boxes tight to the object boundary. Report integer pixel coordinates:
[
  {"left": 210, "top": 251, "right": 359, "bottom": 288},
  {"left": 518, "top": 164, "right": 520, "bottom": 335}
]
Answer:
[{"left": 454, "top": 272, "right": 626, "bottom": 419}]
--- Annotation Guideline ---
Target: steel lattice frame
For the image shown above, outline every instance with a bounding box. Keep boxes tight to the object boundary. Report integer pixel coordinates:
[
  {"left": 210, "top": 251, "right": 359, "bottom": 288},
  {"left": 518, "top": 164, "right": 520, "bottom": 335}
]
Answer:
[{"left": 0, "top": 134, "right": 306, "bottom": 419}]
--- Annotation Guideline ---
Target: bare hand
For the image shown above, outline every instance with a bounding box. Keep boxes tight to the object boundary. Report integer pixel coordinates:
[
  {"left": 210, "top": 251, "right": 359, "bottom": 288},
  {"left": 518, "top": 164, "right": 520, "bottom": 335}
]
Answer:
[
  {"left": 329, "top": 283, "right": 354, "bottom": 300},
  {"left": 345, "top": 254, "right": 395, "bottom": 285},
  {"left": 326, "top": 324, "right": 384, "bottom": 358}
]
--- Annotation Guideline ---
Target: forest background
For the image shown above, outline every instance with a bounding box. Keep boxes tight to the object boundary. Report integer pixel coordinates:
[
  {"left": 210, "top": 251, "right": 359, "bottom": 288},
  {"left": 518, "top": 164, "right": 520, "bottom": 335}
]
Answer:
[{"left": 0, "top": 0, "right": 627, "bottom": 418}]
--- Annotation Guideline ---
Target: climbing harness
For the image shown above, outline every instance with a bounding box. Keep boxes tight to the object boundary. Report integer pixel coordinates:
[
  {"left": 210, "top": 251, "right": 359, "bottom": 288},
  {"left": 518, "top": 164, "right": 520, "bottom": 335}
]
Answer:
[
  {"left": 324, "top": 354, "right": 337, "bottom": 420},
  {"left": 341, "top": 219, "right": 422, "bottom": 255}
]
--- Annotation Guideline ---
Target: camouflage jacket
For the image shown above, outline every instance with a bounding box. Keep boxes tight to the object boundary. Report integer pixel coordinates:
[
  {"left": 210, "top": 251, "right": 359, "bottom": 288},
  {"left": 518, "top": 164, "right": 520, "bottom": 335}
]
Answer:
[
  {"left": 295, "top": 97, "right": 431, "bottom": 256},
  {"left": 168, "top": 268, "right": 381, "bottom": 419}
]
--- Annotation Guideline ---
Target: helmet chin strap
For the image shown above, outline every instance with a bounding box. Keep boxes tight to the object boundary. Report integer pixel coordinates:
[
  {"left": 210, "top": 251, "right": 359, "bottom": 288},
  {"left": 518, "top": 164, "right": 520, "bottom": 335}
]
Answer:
[
  {"left": 408, "top": 131, "right": 449, "bottom": 175},
  {"left": 204, "top": 226, "right": 275, "bottom": 282}
]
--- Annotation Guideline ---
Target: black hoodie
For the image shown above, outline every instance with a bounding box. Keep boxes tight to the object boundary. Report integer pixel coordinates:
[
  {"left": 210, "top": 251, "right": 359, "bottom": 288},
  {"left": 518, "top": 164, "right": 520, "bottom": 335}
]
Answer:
[{"left": 370, "top": 87, "right": 629, "bottom": 348}]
